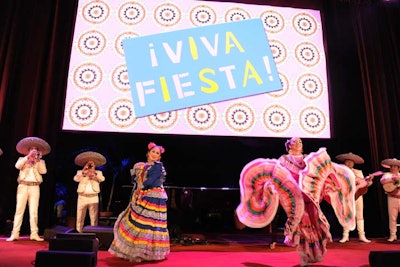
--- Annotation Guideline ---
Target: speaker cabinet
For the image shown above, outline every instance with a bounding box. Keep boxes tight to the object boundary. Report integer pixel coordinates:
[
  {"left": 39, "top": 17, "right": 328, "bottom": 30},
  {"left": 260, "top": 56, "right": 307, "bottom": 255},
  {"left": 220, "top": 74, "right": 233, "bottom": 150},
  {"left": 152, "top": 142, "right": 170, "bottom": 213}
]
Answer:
[
  {"left": 49, "top": 238, "right": 99, "bottom": 252},
  {"left": 82, "top": 225, "right": 114, "bottom": 250},
  {"left": 43, "top": 225, "right": 76, "bottom": 241},
  {"left": 48, "top": 238, "right": 98, "bottom": 266},
  {"left": 56, "top": 232, "right": 96, "bottom": 240},
  {"left": 35, "top": 250, "right": 96, "bottom": 267},
  {"left": 369, "top": 250, "right": 400, "bottom": 267}
]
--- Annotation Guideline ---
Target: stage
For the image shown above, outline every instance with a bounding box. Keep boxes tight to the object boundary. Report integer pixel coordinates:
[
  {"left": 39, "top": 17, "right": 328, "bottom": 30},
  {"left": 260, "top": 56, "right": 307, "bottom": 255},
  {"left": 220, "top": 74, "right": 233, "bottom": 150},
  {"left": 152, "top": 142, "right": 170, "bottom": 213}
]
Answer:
[{"left": 1, "top": 232, "right": 399, "bottom": 267}]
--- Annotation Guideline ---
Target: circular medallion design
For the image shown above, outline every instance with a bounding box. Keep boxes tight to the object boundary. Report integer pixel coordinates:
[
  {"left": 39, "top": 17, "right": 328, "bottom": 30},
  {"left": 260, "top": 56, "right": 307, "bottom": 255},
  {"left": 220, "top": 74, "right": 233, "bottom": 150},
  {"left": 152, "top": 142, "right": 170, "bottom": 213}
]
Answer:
[
  {"left": 72, "top": 63, "right": 103, "bottom": 90},
  {"left": 67, "top": 97, "right": 100, "bottom": 128},
  {"left": 111, "top": 64, "right": 130, "bottom": 92},
  {"left": 224, "top": 7, "right": 251, "bottom": 22},
  {"left": 268, "top": 39, "right": 287, "bottom": 65},
  {"left": 147, "top": 111, "right": 179, "bottom": 131},
  {"left": 81, "top": 1, "right": 110, "bottom": 24},
  {"left": 189, "top": 5, "right": 217, "bottom": 26},
  {"left": 296, "top": 73, "right": 323, "bottom": 99},
  {"left": 185, "top": 104, "right": 217, "bottom": 132},
  {"left": 295, "top": 42, "right": 320, "bottom": 67},
  {"left": 299, "top": 106, "right": 327, "bottom": 135},
  {"left": 118, "top": 1, "right": 146, "bottom": 25},
  {"left": 114, "top": 31, "right": 139, "bottom": 57},
  {"left": 224, "top": 102, "right": 255, "bottom": 133},
  {"left": 153, "top": 3, "right": 182, "bottom": 27},
  {"left": 260, "top": 10, "right": 285, "bottom": 33},
  {"left": 262, "top": 104, "right": 291, "bottom": 133},
  {"left": 269, "top": 72, "right": 289, "bottom": 98},
  {"left": 292, "top": 12, "right": 318, "bottom": 36},
  {"left": 107, "top": 98, "right": 137, "bottom": 129},
  {"left": 77, "top": 30, "right": 106, "bottom": 56}
]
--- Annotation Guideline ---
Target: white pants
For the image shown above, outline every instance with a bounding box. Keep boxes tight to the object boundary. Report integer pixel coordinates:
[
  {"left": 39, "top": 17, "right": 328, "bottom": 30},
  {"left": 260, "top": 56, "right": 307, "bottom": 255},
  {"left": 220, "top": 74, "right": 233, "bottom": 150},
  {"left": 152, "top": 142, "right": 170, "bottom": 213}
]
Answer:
[
  {"left": 11, "top": 184, "right": 40, "bottom": 235},
  {"left": 387, "top": 196, "right": 400, "bottom": 235},
  {"left": 355, "top": 196, "right": 364, "bottom": 221},
  {"left": 76, "top": 194, "right": 99, "bottom": 232}
]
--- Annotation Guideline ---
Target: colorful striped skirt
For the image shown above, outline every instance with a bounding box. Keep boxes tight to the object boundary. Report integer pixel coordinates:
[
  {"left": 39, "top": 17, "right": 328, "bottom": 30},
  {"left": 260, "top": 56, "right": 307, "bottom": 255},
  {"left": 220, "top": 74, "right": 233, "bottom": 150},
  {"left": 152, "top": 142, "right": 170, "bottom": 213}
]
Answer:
[{"left": 108, "top": 187, "right": 170, "bottom": 262}]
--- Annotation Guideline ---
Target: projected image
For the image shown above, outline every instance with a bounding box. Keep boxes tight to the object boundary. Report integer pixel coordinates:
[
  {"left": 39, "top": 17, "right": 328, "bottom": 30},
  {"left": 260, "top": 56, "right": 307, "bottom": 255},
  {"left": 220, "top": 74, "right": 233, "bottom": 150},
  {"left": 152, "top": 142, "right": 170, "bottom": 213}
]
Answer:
[{"left": 63, "top": 0, "right": 330, "bottom": 138}]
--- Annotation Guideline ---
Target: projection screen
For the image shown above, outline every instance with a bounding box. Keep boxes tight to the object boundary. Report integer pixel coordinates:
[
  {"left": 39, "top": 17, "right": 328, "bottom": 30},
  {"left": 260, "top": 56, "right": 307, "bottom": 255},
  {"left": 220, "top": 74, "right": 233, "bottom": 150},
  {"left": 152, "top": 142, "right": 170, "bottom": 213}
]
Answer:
[{"left": 62, "top": 0, "right": 330, "bottom": 138}]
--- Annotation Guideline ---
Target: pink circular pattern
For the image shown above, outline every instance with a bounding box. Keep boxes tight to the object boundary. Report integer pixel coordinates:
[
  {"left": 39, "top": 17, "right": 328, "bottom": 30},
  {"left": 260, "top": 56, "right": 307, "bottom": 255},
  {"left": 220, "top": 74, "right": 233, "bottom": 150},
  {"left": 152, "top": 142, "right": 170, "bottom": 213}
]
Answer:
[
  {"left": 68, "top": 97, "right": 100, "bottom": 128},
  {"left": 153, "top": 3, "right": 181, "bottom": 27},
  {"left": 299, "top": 106, "right": 327, "bottom": 135},
  {"left": 260, "top": 10, "right": 285, "bottom": 33},
  {"left": 224, "top": 7, "right": 251, "bottom": 22},
  {"left": 111, "top": 64, "right": 130, "bottom": 92},
  {"left": 81, "top": 1, "right": 110, "bottom": 24},
  {"left": 262, "top": 104, "right": 291, "bottom": 133},
  {"left": 107, "top": 98, "right": 137, "bottom": 129},
  {"left": 189, "top": 5, "right": 217, "bottom": 26},
  {"left": 296, "top": 73, "right": 323, "bottom": 99},
  {"left": 269, "top": 72, "right": 289, "bottom": 98},
  {"left": 268, "top": 39, "right": 287, "bottom": 64},
  {"left": 77, "top": 30, "right": 106, "bottom": 56},
  {"left": 295, "top": 42, "right": 320, "bottom": 67},
  {"left": 147, "top": 111, "right": 179, "bottom": 131},
  {"left": 185, "top": 104, "right": 217, "bottom": 132},
  {"left": 292, "top": 12, "right": 318, "bottom": 36},
  {"left": 118, "top": 2, "right": 146, "bottom": 25},
  {"left": 72, "top": 63, "right": 103, "bottom": 90},
  {"left": 224, "top": 102, "right": 255, "bottom": 133},
  {"left": 114, "top": 31, "right": 139, "bottom": 57}
]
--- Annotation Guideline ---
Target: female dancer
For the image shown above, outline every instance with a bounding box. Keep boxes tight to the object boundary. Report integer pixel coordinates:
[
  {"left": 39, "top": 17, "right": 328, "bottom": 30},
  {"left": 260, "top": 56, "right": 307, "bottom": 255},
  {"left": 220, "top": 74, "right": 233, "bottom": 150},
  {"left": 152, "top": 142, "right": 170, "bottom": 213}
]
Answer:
[
  {"left": 236, "top": 137, "right": 356, "bottom": 266},
  {"left": 109, "top": 142, "right": 170, "bottom": 262}
]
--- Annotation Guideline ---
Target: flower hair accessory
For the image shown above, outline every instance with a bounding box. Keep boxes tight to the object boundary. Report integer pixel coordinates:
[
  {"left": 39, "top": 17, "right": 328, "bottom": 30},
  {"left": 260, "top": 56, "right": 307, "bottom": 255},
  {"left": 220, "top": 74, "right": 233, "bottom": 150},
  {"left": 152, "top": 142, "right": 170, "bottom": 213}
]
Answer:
[{"left": 148, "top": 142, "right": 165, "bottom": 154}]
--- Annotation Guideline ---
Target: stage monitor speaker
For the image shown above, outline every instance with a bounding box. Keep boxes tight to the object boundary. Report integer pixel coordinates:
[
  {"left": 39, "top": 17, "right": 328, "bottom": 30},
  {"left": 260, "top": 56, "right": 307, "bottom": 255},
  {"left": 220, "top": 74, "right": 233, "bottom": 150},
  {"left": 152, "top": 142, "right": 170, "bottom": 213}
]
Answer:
[
  {"left": 49, "top": 238, "right": 98, "bottom": 266},
  {"left": 56, "top": 232, "right": 96, "bottom": 240},
  {"left": 369, "top": 250, "right": 400, "bottom": 267},
  {"left": 43, "top": 225, "right": 76, "bottom": 241},
  {"left": 82, "top": 225, "right": 114, "bottom": 250},
  {"left": 35, "top": 250, "right": 96, "bottom": 267},
  {"left": 49, "top": 238, "right": 99, "bottom": 252}
]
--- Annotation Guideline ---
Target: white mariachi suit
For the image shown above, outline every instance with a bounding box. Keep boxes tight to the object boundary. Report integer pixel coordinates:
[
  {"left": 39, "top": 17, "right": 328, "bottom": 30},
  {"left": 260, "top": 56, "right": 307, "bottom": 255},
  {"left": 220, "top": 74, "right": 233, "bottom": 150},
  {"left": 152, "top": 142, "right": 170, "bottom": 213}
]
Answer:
[
  {"left": 343, "top": 168, "right": 369, "bottom": 241},
  {"left": 11, "top": 156, "right": 47, "bottom": 237},
  {"left": 380, "top": 171, "right": 400, "bottom": 240},
  {"left": 74, "top": 169, "right": 105, "bottom": 232}
]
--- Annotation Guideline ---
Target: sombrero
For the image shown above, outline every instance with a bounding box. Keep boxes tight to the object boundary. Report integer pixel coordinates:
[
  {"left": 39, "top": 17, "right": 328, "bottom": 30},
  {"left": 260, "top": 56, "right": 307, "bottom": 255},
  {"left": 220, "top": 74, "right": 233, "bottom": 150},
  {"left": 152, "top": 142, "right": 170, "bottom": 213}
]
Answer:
[
  {"left": 335, "top": 152, "right": 364, "bottom": 165},
  {"left": 381, "top": 158, "right": 400, "bottom": 168},
  {"left": 16, "top": 137, "right": 51, "bottom": 155},
  {"left": 74, "top": 151, "right": 106, "bottom": 167}
]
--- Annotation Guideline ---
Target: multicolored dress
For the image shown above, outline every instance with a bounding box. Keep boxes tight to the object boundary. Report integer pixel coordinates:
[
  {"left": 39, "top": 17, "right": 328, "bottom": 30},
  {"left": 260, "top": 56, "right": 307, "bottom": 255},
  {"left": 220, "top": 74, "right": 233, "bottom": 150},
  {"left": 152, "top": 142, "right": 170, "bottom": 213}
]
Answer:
[
  {"left": 236, "top": 148, "right": 356, "bottom": 266},
  {"left": 278, "top": 153, "right": 330, "bottom": 265},
  {"left": 108, "top": 161, "right": 170, "bottom": 262}
]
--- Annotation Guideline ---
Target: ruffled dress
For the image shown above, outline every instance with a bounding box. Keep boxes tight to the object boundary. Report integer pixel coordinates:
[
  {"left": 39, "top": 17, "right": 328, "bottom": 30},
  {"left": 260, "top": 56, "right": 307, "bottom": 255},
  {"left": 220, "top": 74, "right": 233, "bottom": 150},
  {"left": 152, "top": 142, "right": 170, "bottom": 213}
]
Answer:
[
  {"left": 278, "top": 153, "right": 329, "bottom": 265},
  {"left": 108, "top": 161, "right": 170, "bottom": 262},
  {"left": 236, "top": 148, "right": 356, "bottom": 266}
]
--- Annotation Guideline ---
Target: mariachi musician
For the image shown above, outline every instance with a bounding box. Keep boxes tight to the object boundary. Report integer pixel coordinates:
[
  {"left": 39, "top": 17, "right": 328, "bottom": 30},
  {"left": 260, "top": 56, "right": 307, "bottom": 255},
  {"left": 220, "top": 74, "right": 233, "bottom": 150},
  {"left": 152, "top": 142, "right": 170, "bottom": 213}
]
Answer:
[
  {"left": 380, "top": 158, "right": 400, "bottom": 242},
  {"left": 335, "top": 152, "right": 381, "bottom": 243}
]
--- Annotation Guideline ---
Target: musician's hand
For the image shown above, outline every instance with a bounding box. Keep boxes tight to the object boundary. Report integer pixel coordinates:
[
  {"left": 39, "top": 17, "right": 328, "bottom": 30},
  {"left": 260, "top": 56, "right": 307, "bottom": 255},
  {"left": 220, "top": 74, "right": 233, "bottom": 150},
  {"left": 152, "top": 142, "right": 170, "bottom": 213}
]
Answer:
[
  {"left": 88, "top": 172, "right": 97, "bottom": 179},
  {"left": 28, "top": 150, "right": 36, "bottom": 158},
  {"left": 357, "top": 178, "right": 368, "bottom": 189}
]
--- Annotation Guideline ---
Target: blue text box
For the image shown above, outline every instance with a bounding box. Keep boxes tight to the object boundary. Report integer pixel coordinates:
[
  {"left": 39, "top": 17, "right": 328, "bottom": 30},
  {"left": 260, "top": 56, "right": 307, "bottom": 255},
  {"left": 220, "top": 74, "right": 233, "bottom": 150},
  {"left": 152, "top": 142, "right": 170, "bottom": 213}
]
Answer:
[{"left": 123, "top": 18, "right": 281, "bottom": 117}]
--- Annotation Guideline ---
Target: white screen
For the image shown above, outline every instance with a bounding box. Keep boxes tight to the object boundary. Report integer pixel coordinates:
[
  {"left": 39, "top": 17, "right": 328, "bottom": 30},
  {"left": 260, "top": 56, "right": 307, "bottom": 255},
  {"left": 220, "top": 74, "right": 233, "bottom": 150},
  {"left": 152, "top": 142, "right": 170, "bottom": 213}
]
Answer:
[{"left": 63, "top": 0, "right": 330, "bottom": 138}]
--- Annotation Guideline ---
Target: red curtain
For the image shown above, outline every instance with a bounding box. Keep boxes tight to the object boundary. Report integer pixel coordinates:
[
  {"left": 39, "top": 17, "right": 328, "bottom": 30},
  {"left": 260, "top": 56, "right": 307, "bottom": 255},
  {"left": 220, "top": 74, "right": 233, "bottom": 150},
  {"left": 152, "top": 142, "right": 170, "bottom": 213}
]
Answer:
[{"left": 0, "top": 0, "right": 78, "bottom": 232}]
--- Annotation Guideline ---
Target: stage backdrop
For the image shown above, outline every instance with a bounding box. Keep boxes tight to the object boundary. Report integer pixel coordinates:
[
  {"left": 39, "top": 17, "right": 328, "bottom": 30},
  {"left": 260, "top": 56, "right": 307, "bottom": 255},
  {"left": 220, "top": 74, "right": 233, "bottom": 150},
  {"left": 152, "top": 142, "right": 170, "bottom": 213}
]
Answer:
[{"left": 62, "top": 0, "right": 330, "bottom": 138}]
